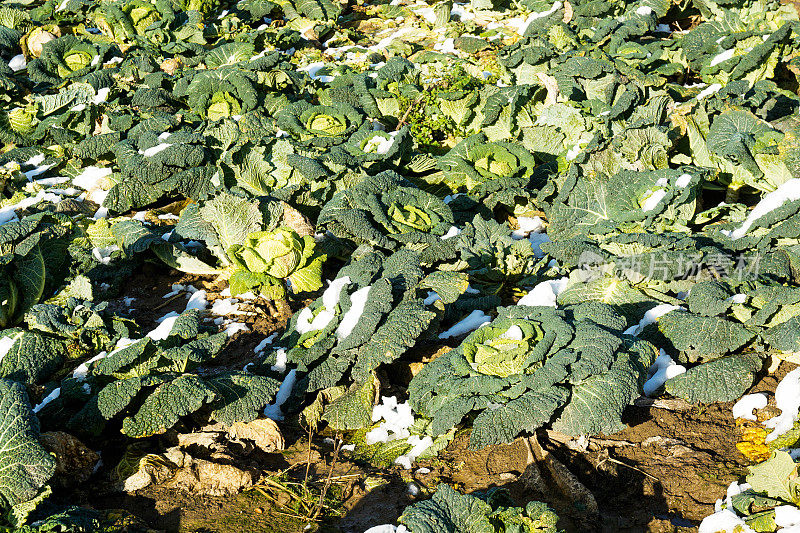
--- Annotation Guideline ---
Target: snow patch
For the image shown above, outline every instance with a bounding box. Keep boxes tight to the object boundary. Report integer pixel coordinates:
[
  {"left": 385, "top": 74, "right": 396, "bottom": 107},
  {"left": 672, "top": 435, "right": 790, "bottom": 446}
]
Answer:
[
  {"left": 775, "top": 506, "right": 800, "bottom": 528},
  {"left": 709, "top": 48, "right": 735, "bottom": 67},
  {"left": 440, "top": 226, "right": 461, "bottom": 239},
  {"left": 512, "top": 216, "right": 544, "bottom": 239},
  {"left": 512, "top": 1, "right": 563, "bottom": 35},
  {"left": 271, "top": 348, "right": 288, "bottom": 373},
  {"left": 365, "top": 396, "right": 415, "bottom": 444},
  {"left": 624, "top": 304, "right": 682, "bottom": 336},
  {"left": 642, "top": 189, "right": 667, "bottom": 211},
  {"left": 732, "top": 393, "right": 768, "bottom": 421},
  {"left": 438, "top": 310, "right": 491, "bottom": 339},
  {"left": 643, "top": 349, "right": 686, "bottom": 397},
  {"left": 517, "top": 277, "right": 569, "bottom": 307},
  {"left": 33, "top": 387, "right": 61, "bottom": 413},
  {"left": 699, "top": 508, "right": 754, "bottom": 533},
  {"left": 730, "top": 179, "right": 800, "bottom": 240},
  {"left": 140, "top": 143, "right": 172, "bottom": 157},
  {"left": 296, "top": 276, "right": 351, "bottom": 334},
  {"left": 8, "top": 54, "right": 26, "bottom": 71},
  {"left": 697, "top": 83, "right": 722, "bottom": 100},
  {"left": 0, "top": 332, "right": 21, "bottom": 363},
  {"left": 263, "top": 369, "right": 297, "bottom": 421},
  {"left": 147, "top": 314, "right": 179, "bottom": 341},
  {"left": 765, "top": 367, "right": 800, "bottom": 442},
  {"left": 337, "top": 285, "right": 371, "bottom": 339}
]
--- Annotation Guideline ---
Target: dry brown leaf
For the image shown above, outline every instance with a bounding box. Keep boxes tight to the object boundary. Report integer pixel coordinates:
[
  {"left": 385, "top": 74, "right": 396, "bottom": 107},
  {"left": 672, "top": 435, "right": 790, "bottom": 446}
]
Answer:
[{"left": 228, "top": 418, "right": 285, "bottom": 453}]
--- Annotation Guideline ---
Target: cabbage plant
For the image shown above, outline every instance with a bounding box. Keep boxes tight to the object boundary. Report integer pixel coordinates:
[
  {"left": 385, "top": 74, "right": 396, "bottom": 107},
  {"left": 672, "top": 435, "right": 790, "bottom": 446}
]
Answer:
[{"left": 228, "top": 227, "right": 326, "bottom": 298}]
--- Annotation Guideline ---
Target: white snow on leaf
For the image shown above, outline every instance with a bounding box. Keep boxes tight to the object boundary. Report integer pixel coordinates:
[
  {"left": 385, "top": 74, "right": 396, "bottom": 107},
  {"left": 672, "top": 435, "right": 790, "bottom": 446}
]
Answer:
[
  {"left": 624, "top": 304, "right": 682, "bottom": 336},
  {"left": 271, "top": 348, "right": 288, "bottom": 373},
  {"left": 362, "top": 132, "right": 397, "bottom": 154},
  {"left": 699, "top": 508, "right": 755, "bottom": 533},
  {"left": 730, "top": 179, "right": 800, "bottom": 240},
  {"left": 147, "top": 314, "right": 179, "bottom": 341},
  {"left": 364, "top": 526, "right": 410, "bottom": 533},
  {"left": 709, "top": 48, "right": 735, "bottom": 67},
  {"left": 8, "top": 54, "right": 26, "bottom": 71},
  {"left": 642, "top": 189, "right": 667, "bottom": 211},
  {"left": 512, "top": 216, "right": 544, "bottom": 239},
  {"left": 73, "top": 166, "right": 112, "bottom": 196},
  {"left": 296, "top": 277, "right": 351, "bottom": 334},
  {"left": 775, "top": 505, "right": 800, "bottom": 528},
  {"left": 263, "top": 369, "right": 297, "bottom": 421},
  {"left": 337, "top": 286, "right": 371, "bottom": 339},
  {"left": 92, "top": 245, "right": 119, "bottom": 265},
  {"left": 438, "top": 310, "right": 491, "bottom": 339},
  {"left": 365, "top": 396, "right": 415, "bottom": 444},
  {"left": 0, "top": 191, "right": 62, "bottom": 225},
  {"left": 185, "top": 290, "right": 208, "bottom": 311},
  {"left": 517, "top": 277, "right": 568, "bottom": 307},
  {"left": 676, "top": 173, "right": 692, "bottom": 188},
  {"left": 636, "top": 5, "right": 652, "bottom": 15},
  {"left": 501, "top": 324, "right": 524, "bottom": 340},
  {"left": 697, "top": 83, "right": 723, "bottom": 100},
  {"left": 33, "top": 387, "right": 61, "bottom": 413},
  {"left": 93, "top": 87, "right": 110, "bottom": 104},
  {"left": 643, "top": 349, "right": 686, "bottom": 397},
  {"left": 440, "top": 226, "right": 461, "bottom": 240},
  {"left": 140, "top": 143, "right": 172, "bottom": 157},
  {"left": 512, "top": 1, "right": 562, "bottom": 35},
  {"left": 0, "top": 332, "right": 21, "bottom": 363}
]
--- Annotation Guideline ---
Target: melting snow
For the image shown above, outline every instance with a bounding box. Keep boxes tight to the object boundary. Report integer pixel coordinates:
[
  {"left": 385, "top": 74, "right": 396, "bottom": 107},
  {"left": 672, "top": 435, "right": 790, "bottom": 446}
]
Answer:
[
  {"left": 517, "top": 277, "right": 568, "bottom": 307},
  {"left": 438, "top": 310, "right": 491, "bottom": 338},
  {"left": 732, "top": 393, "right": 768, "bottom": 421},
  {"left": 8, "top": 54, "right": 26, "bottom": 71},
  {"left": 337, "top": 285, "right": 371, "bottom": 339},
  {"left": 623, "top": 304, "right": 682, "bottom": 336},
  {"left": 730, "top": 179, "right": 800, "bottom": 240},
  {"left": 140, "top": 143, "right": 172, "bottom": 157},
  {"left": 709, "top": 48, "right": 735, "bottom": 67},
  {"left": 0, "top": 332, "right": 21, "bottom": 363},
  {"left": 263, "top": 369, "right": 297, "bottom": 420},
  {"left": 33, "top": 387, "right": 61, "bottom": 413},
  {"left": 296, "top": 276, "right": 351, "bottom": 334},
  {"left": 764, "top": 367, "right": 800, "bottom": 442},
  {"left": 643, "top": 349, "right": 686, "bottom": 397}
]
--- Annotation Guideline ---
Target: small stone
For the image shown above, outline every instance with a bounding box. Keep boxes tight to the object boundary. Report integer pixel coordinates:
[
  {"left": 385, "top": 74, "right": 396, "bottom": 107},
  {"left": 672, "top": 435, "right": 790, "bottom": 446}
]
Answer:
[{"left": 254, "top": 507, "right": 264, "bottom": 514}]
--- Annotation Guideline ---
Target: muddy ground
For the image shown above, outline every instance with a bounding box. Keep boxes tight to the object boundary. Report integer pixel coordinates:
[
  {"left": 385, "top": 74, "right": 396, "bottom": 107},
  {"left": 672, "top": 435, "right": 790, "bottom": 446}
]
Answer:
[{"left": 67, "top": 267, "right": 793, "bottom": 533}]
